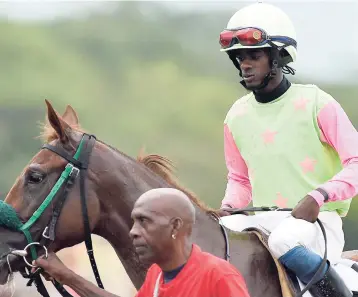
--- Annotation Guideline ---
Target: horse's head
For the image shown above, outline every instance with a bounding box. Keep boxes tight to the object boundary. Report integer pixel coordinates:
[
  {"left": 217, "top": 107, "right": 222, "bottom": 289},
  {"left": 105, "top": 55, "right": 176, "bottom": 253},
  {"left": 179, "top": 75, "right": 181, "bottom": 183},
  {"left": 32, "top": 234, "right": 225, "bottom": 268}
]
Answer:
[
  {"left": 0, "top": 100, "right": 213, "bottom": 290},
  {"left": 0, "top": 100, "right": 103, "bottom": 284}
]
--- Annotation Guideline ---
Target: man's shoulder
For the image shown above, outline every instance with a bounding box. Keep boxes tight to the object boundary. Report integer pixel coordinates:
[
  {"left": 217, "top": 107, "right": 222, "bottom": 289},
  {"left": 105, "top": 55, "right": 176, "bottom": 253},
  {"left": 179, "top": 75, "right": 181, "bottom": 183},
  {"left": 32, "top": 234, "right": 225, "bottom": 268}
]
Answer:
[
  {"left": 197, "top": 248, "right": 241, "bottom": 275},
  {"left": 290, "top": 82, "right": 319, "bottom": 89},
  {"left": 140, "top": 263, "right": 161, "bottom": 284},
  {"left": 229, "top": 92, "right": 254, "bottom": 108},
  {"left": 146, "top": 263, "right": 161, "bottom": 275},
  {"left": 290, "top": 83, "right": 335, "bottom": 100},
  {"left": 135, "top": 264, "right": 161, "bottom": 297},
  {"left": 224, "top": 92, "right": 254, "bottom": 125},
  {"left": 195, "top": 249, "right": 248, "bottom": 291},
  {"left": 291, "top": 82, "right": 339, "bottom": 111}
]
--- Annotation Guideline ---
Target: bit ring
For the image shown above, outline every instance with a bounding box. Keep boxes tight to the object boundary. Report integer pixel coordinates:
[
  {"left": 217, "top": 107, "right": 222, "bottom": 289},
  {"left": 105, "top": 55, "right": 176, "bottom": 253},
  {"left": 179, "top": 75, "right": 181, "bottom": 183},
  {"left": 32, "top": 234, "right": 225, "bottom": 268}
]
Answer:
[{"left": 22, "top": 242, "right": 48, "bottom": 268}]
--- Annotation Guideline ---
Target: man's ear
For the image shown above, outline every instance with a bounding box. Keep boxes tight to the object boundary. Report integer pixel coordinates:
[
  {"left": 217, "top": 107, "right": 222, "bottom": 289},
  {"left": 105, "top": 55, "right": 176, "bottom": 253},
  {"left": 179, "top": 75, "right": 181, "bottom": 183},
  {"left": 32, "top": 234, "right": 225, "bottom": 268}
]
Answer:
[{"left": 170, "top": 217, "right": 183, "bottom": 239}]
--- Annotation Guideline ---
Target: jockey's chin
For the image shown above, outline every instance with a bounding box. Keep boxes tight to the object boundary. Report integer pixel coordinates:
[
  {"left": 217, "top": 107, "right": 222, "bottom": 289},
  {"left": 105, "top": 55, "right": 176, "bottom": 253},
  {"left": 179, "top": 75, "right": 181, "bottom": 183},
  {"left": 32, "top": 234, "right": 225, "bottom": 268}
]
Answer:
[{"left": 242, "top": 73, "right": 268, "bottom": 91}]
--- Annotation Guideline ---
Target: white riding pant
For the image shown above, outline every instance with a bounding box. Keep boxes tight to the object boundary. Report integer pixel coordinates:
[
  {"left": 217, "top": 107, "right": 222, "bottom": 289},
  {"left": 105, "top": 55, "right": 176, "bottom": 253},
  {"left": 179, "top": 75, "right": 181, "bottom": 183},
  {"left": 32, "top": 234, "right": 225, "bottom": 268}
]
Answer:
[
  {"left": 267, "top": 211, "right": 345, "bottom": 264},
  {"left": 221, "top": 211, "right": 345, "bottom": 264}
]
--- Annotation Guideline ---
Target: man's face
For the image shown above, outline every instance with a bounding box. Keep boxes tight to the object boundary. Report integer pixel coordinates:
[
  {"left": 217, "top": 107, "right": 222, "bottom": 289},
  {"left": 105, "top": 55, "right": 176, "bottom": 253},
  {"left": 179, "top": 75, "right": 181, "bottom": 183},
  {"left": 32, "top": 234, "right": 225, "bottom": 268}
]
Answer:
[
  {"left": 129, "top": 200, "right": 173, "bottom": 264},
  {"left": 235, "top": 48, "right": 271, "bottom": 89}
]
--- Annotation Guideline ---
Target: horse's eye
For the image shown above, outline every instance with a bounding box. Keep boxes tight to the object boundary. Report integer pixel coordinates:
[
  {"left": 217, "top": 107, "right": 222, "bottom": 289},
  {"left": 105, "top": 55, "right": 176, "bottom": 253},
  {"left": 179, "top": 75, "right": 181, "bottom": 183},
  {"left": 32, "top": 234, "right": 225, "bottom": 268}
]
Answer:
[{"left": 27, "top": 172, "right": 44, "bottom": 184}]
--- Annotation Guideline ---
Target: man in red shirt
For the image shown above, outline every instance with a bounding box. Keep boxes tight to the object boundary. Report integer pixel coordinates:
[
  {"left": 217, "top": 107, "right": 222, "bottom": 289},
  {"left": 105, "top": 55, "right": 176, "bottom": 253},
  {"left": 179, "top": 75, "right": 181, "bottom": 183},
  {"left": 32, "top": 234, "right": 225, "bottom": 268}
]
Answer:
[{"left": 34, "top": 188, "right": 250, "bottom": 297}]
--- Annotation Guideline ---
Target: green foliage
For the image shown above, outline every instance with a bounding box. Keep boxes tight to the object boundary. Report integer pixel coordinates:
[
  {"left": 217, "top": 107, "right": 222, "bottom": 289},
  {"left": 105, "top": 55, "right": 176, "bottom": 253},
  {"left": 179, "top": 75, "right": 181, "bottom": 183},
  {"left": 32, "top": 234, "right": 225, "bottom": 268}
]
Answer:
[{"left": 0, "top": 2, "right": 357, "bottom": 248}]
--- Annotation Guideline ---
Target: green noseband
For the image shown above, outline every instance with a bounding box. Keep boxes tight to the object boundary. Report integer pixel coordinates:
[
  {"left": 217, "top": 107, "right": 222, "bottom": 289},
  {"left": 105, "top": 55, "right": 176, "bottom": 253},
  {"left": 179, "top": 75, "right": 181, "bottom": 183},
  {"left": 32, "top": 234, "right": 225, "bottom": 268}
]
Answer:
[{"left": 0, "top": 137, "right": 85, "bottom": 260}]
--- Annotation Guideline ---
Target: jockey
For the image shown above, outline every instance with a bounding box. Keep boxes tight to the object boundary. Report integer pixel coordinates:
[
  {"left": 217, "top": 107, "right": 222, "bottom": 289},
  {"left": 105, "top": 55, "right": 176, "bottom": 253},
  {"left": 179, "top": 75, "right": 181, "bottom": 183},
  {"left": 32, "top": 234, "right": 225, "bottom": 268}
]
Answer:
[{"left": 218, "top": 2, "right": 358, "bottom": 297}]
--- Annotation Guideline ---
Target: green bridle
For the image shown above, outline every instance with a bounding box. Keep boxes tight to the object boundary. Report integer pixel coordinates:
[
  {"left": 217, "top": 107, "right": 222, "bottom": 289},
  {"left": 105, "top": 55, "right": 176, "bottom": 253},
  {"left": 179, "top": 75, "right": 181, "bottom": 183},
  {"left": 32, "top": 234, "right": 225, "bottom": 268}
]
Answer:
[
  {"left": 0, "top": 133, "right": 104, "bottom": 297},
  {"left": 0, "top": 136, "right": 85, "bottom": 259}
]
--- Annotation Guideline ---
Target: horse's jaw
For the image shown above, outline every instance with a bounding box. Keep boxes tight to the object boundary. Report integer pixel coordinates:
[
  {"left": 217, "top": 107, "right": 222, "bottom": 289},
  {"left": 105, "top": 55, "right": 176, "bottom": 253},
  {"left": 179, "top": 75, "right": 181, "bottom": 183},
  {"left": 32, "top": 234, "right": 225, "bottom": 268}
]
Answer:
[
  {"left": 112, "top": 245, "right": 149, "bottom": 290},
  {"left": 93, "top": 210, "right": 148, "bottom": 290}
]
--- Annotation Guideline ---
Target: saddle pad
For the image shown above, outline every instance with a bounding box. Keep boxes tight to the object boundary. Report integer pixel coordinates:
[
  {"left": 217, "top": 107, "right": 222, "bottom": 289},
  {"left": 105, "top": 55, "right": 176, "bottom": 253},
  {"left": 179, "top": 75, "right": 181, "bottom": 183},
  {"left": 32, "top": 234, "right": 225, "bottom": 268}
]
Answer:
[{"left": 242, "top": 227, "right": 298, "bottom": 297}]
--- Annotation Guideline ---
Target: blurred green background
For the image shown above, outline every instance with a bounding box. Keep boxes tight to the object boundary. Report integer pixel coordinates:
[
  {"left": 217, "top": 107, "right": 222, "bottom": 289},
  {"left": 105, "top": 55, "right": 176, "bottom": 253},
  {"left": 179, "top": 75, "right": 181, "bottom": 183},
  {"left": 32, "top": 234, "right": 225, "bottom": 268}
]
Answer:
[{"left": 0, "top": 1, "right": 357, "bottom": 296}]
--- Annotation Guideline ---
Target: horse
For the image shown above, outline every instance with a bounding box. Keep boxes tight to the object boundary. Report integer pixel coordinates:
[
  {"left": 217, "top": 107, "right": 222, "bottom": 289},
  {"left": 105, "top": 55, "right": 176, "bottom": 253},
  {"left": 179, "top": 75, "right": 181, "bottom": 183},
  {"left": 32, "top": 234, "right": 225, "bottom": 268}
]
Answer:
[{"left": 0, "top": 100, "right": 356, "bottom": 297}]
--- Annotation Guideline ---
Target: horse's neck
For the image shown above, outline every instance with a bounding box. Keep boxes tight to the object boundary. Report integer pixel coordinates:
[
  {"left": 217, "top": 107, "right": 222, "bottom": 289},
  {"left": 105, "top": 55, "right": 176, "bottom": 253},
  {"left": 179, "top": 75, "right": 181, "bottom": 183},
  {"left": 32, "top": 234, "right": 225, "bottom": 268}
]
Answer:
[{"left": 91, "top": 145, "right": 226, "bottom": 289}]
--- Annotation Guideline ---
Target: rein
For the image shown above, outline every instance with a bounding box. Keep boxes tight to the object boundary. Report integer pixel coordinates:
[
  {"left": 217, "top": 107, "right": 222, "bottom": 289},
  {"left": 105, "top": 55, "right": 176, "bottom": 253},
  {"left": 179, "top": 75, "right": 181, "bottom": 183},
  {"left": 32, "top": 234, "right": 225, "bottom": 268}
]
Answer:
[
  {"left": 218, "top": 206, "right": 328, "bottom": 297},
  {"left": 0, "top": 133, "right": 104, "bottom": 297}
]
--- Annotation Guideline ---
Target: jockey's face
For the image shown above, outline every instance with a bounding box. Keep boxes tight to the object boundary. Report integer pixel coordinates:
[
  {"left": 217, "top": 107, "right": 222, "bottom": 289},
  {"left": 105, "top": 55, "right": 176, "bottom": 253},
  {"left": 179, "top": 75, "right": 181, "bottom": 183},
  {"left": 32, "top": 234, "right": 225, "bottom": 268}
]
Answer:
[
  {"left": 129, "top": 198, "right": 174, "bottom": 265},
  {"left": 235, "top": 48, "right": 271, "bottom": 89}
]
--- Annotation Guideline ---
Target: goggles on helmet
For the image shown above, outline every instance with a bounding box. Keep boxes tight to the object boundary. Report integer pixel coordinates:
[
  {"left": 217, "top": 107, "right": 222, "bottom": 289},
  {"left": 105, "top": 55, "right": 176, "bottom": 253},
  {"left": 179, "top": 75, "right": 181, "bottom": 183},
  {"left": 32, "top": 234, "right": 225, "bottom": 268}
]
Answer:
[{"left": 219, "top": 27, "right": 297, "bottom": 50}]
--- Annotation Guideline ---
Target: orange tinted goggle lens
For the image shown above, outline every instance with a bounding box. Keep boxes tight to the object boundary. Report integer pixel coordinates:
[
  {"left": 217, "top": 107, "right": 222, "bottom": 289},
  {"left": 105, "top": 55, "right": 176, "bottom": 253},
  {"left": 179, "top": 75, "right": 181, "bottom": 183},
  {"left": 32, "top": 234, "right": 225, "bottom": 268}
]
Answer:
[{"left": 219, "top": 28, "right": 265, "bottom": 48}]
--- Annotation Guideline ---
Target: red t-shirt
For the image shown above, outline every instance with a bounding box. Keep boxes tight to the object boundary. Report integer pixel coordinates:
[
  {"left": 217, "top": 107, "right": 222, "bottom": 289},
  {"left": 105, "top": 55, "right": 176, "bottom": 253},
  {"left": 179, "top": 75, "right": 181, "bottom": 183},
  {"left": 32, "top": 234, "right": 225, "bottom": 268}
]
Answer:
[{"left": 135, "top": 244, "right": 250, "bottom": 297}]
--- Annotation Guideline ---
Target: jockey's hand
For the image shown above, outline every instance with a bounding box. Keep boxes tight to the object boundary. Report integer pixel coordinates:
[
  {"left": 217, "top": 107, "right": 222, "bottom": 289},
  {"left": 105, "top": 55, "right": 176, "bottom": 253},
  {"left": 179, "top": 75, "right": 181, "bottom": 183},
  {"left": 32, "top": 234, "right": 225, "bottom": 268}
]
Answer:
[
  {"left": 31, "top": 252, "right": 73, "bottom": 284},
  {"left": 291, "top": 195, "right": 320, "bottom": 223}
]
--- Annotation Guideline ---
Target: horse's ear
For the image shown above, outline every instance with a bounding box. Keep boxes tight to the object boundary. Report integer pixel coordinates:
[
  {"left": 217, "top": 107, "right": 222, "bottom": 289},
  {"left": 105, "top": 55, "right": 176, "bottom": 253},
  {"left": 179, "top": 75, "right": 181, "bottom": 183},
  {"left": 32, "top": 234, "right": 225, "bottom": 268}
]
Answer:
[
  {"left": 45, "top": 99, "right": 70, "bottom": 144},
  {"left": 62, "top": 105, "right": 79, "bottom": 127}
]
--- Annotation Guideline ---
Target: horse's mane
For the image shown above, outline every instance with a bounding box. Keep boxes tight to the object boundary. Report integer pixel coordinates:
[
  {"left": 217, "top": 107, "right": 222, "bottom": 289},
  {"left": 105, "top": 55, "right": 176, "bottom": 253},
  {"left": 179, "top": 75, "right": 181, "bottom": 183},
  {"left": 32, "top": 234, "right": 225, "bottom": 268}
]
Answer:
[
  {"left": 38, "top": 118, "right": 215, "bottom": 214},
  {"left": 136, "top": 149, "right": 214, "bottom": 213}
]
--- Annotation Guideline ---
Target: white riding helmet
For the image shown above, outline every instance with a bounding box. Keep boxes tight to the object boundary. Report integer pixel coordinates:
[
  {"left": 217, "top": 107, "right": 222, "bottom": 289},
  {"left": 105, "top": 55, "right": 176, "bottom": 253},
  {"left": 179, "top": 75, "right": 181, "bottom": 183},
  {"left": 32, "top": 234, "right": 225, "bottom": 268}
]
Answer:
[{"left": 220, "top": 2, "right": 297, "bottom": 65}]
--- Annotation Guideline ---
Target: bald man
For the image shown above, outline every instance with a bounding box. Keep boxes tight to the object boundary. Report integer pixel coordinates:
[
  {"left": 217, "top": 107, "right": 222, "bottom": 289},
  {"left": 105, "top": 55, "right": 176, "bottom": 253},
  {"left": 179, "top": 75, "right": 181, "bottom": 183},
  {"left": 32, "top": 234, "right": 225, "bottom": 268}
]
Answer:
[
  {"left": 33, "top": 188, "right": 250, "bottom": 297},
  {"left": 130, "top": 188, "right": 196, "bottom": 270}
]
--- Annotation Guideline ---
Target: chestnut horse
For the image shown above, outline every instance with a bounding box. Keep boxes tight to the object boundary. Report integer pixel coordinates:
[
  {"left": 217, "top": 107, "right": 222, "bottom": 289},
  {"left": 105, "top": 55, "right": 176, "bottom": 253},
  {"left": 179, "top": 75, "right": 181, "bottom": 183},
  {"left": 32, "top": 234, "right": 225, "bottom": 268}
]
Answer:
[{"left": 0, "top": 100, "right": 356, "bottom": 297}]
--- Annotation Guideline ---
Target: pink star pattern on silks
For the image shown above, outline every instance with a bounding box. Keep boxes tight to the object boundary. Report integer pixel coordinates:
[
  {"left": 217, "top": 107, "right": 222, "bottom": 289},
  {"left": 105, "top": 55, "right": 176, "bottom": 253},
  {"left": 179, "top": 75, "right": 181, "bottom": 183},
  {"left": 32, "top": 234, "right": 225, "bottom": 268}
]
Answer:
[
  {"left": 294, "top": 98, "right": 309, "bottom": 111},
  {"left": 262, "top": 129, "right": 277, "bottom": 144},
  {"left": 232, "top": 104, "right": 248, "bottom": 117},
  {"left": 274, "top": 192, "right": 288, "bottom": 208},
  {"left": 300, "top": 157, "right": 317, "bottom": 173}
]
